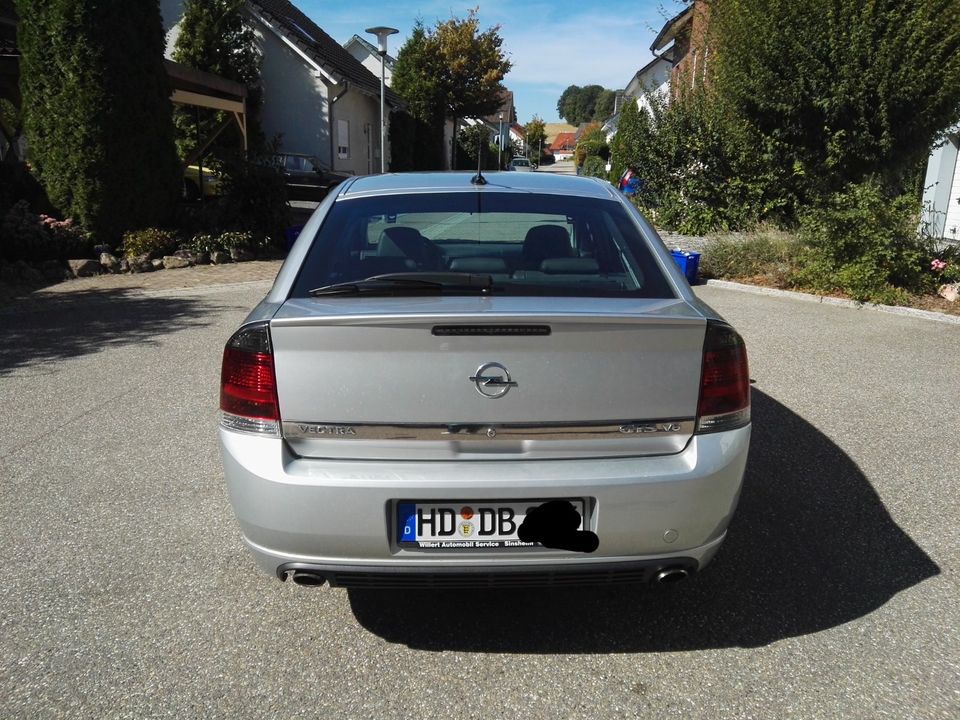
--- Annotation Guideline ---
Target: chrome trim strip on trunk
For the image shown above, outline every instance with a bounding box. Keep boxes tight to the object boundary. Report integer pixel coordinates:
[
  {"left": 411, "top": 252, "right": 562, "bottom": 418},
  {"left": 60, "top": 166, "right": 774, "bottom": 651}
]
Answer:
[{"left": 282, "top": 419, "right": 696, "bottom": 442}]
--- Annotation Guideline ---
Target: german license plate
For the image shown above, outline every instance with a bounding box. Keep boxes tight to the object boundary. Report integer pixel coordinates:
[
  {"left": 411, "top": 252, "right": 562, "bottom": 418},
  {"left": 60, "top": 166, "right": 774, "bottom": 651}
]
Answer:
[{"left": 397, "top": 499, "right": 585, "bottom": 549}]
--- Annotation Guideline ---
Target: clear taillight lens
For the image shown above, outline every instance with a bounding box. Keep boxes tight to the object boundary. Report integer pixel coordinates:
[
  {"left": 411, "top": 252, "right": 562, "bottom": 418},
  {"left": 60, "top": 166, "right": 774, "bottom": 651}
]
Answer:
[
  {"left": 219, "top": 322, "right": 280, "bottom": 436},
  {"left": 696, "top": 320, "right": 750, "bottom": 434}
]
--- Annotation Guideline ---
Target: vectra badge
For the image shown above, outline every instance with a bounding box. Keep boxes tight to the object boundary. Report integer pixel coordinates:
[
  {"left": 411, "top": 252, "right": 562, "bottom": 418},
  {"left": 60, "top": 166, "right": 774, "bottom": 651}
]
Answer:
[
  {"left": 469, "top": 362, "right": 518, "bottom": 399},
  {"left": 296, "top": 424, "right": 357, "bottom": 436}
]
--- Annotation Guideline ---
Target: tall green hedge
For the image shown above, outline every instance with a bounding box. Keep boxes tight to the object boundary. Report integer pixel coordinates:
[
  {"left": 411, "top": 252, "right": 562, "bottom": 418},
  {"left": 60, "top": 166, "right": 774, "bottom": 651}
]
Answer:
[{"left": 16, "top": 0, "right": 180, "bottom": 243}]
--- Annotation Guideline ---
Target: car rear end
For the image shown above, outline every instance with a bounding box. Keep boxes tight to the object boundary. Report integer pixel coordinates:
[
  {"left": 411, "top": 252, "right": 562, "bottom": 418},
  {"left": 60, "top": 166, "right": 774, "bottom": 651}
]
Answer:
[{"left": 219, "top": 173, "right": 750, "bottom": 588}]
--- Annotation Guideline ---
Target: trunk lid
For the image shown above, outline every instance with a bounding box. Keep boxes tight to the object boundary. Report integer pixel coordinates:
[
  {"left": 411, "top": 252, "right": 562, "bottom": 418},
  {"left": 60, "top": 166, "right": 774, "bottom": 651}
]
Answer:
[{"left": 270, "top": 296, "right": 706, "bottom": 460}]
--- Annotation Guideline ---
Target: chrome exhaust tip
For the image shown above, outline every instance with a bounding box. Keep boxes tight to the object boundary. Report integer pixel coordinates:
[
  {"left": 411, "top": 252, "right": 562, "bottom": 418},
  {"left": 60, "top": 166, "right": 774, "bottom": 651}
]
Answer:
[
  {"left": 290, "top": 571, "right": 326, "bottom": 587},
  {"left": 655, "top": 567, "right": 689, "bottom": 584}
]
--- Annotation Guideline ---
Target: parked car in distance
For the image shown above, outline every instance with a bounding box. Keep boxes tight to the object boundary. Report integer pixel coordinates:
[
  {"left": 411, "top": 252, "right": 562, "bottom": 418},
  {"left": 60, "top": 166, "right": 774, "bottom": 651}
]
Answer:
[
  {"left": 507, "top": 156, "right": 533, "bottom": 172},
  {"left": 219, "top": 172, "right": 751, "bottom": 589},
  {"left": 271, "top": 153, "right": 351, "bottom": 201},
  {"left": 182, "top": 164, "right": 222, "bottom": 200}
]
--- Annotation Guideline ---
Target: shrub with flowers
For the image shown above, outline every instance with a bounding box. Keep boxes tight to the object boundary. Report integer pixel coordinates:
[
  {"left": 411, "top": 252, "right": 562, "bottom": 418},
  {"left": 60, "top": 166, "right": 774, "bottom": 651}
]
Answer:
[
  {"left": 0, "top": 200, "right": 92, "bottom": 262},
  {"left": 930, "top": 254, "right": 960, "bottom": 284},
  {"left": 928, "top": 241, "right": 960, "bottom": 285}
]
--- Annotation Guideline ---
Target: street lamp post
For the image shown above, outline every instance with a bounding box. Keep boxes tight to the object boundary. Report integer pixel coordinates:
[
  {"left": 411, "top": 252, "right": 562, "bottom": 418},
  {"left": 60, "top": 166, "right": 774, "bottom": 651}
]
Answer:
[
  {"left": 365, "top": 26, "right": 398, "bottom": 174},
  {"left": 498, "top": 113, "right": 504, "bottom": 170}
]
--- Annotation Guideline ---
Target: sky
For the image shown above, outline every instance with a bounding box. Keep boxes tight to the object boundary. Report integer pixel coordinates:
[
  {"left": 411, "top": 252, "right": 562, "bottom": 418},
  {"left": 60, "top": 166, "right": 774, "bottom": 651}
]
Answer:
[{"left": 296, "top": 0, "right": 686, "bottom": 124}]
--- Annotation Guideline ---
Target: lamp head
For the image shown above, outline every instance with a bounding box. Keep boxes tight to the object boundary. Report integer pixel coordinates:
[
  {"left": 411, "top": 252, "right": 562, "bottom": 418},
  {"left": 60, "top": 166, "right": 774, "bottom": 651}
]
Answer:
[{"left": 365, "top": 26, "right": 399, "bottom": 54}]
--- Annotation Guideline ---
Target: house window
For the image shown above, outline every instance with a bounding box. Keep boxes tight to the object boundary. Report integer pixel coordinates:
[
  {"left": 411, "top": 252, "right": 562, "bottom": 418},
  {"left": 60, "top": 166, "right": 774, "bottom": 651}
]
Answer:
[{"left": 337, "top": 119, "right": 350, "bottom": 159}]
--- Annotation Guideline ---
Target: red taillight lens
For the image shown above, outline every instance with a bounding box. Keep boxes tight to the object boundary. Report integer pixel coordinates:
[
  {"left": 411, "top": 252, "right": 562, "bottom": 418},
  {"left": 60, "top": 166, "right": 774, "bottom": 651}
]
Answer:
[
  {"left": 696, "top": 321, "right": 750, "bottom": 433},
  {"left": 220, "top": 348, "right": 279, "bottom": 419},
  {"left": 220, "top": 323, "right": 280, "bottom": 435}
]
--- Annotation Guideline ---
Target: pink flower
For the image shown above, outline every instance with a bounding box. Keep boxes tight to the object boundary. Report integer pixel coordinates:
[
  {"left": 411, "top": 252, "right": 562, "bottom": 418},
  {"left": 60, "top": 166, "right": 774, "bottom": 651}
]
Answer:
[{"left": 931, "top": 259, "right": 947, "bottom": 272}]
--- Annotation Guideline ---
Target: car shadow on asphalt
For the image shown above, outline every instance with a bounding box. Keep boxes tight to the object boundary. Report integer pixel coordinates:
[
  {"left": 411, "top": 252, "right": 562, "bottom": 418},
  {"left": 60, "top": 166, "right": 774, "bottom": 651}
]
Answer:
[
  {"left": 0, "top": 288, "right": 215, "bottom": 376},
  {"left": 347, "top": 389, "right": 940, "bottom": 652}
]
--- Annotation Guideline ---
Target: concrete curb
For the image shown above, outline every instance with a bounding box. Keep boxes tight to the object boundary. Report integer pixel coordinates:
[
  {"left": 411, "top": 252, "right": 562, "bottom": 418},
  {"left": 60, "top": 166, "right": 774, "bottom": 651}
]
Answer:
[{"left": 701, "top": 279, "right": 960, "bottom": 326}]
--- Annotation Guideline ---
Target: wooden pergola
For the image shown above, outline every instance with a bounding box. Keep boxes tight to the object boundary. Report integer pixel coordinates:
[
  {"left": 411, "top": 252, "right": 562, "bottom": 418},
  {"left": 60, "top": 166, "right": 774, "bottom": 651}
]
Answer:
[{"left": 165, "top": 59, "right": 248, "bottom": 164}]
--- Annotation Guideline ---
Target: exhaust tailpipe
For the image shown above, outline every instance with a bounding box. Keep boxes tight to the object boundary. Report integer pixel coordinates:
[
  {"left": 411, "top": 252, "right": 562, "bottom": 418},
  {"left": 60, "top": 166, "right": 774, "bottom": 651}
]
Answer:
[
  {"left": 655, "top": 567, "right": 689, "bottom": 584},
  {"left": 291, "top": 570, "right": 326, "bottom": 587}
]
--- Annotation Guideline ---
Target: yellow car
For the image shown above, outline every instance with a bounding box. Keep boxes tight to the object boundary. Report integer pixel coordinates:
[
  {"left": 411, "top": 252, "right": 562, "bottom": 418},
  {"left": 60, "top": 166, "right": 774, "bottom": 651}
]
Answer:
[{"left": 183, "top": 164, "right": 222, "bottom": 200}]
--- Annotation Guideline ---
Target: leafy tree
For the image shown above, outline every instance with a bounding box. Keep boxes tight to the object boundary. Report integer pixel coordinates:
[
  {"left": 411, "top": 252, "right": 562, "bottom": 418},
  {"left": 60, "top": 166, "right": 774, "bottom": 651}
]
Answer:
[
  {"left": 594, "top": 90, "right": 618, "bottom": 122},
  {"left": 523, "top": 116, "right": 547, "bottom": 163},
  {"left": 172, "top": 0, "right": 263, "bottom": 160},
  {"left": 556, "top": 85, "right": 617, "bottom": 124},
  {"left": 16, "top": 0, "right": 180, "bottom": 242},
  {"left": 456, "top": 124, "right": 498, "bottom": 171},
  {"left": 392, "top": 11, "right": 511, "bottom": 169},
  {"left": 711, "top": 0, "right": 960, "bottom": 201}
]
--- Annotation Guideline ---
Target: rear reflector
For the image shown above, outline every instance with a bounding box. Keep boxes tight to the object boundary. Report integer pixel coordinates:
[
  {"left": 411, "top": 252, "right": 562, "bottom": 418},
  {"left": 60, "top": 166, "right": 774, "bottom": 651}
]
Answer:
[
  {"left": 220, "top": 323, "right": 280, "bottom": 436},
  {"left": 696, "top": 321, "right": 750, "bottom": 434}
]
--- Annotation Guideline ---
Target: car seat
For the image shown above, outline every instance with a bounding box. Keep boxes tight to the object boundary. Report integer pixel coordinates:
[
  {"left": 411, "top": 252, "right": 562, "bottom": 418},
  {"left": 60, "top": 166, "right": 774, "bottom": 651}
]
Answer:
[{"left": 521, "top": 225, "right": 572, "bottom": 270}]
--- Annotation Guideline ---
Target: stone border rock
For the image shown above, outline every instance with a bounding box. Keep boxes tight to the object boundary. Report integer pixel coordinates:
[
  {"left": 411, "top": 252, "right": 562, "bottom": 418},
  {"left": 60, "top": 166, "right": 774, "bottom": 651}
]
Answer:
[{"left": 702, "top": 278, "right": 960, "bottom": 326}]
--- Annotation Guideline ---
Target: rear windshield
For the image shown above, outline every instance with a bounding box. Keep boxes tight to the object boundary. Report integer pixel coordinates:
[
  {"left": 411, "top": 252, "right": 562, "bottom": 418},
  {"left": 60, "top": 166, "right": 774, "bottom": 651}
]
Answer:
[{"left": 290, "top": 192, "right": 675, "bottom": 299}]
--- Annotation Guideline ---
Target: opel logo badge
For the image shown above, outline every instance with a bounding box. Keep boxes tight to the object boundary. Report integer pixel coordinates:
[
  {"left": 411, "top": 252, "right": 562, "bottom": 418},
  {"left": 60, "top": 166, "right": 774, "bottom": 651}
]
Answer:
[{"left": 469, "top": 362, "right": 518, "bottom": 399}]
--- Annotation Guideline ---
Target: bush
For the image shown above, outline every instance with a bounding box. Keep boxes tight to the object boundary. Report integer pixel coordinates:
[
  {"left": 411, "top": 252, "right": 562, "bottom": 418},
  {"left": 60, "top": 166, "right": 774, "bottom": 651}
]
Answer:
[
  {"left": 700, "top": 230, "right": 803, "bottom": 287},
  {"left": 218, "top": 230, "right": 267, "bottom": 252},
  {"left": 792, "top": 180, "right": 928, "bottom": 303},
  {"left": 616, "top": 90, "right": 788, "bottom": 235},
  {"left": 214, "top": 152, "right": 289, "bottom": 244},
  {"left": 580, "top": 155, "right": 608, "bottom": 179},
  {"left": 179, "top": 230, "right": 268, "bottom": 255},
  {"left": 0, "top": 200, "right": 92, "bottom": 262},
  {"left": 120, "top": 228, "right": 180, "bottom": 260},
  {"left": 456, "top": 125, "right": 499, "bottom": 171},
  {"left": 179, "top": 233, "right": 220, "bottom": 254},
  {"left": 0, "top": 161, "right": 55, "bottom": 220}
]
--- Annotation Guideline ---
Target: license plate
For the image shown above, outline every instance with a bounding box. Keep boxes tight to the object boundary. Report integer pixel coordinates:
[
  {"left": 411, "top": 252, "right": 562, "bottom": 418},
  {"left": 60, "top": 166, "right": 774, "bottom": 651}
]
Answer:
[{"left": 396, "top": 499, "right": 585, "bottom": 549}]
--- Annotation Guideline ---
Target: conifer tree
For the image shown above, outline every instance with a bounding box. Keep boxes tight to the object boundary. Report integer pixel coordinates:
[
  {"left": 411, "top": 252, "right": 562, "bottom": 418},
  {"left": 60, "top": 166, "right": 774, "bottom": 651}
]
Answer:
[{"left": 16, "top": 0, "right": 180, "bottom": 241}]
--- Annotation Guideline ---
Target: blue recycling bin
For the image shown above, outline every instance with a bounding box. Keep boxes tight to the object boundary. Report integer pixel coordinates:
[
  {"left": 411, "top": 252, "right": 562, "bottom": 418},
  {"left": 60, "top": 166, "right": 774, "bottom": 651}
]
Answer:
[
  {"left": 284, "top": 225, "right": 304, "bottom": 251},
  {"left": 670, "top": 250, "right": 701, "bottom": 284}
]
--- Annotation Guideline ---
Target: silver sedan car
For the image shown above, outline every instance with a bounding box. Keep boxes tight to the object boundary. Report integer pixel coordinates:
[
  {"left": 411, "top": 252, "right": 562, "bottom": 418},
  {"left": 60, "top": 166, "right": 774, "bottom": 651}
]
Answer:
[{"left": 219, "top": 172, "right": 750, "bottom": 589}]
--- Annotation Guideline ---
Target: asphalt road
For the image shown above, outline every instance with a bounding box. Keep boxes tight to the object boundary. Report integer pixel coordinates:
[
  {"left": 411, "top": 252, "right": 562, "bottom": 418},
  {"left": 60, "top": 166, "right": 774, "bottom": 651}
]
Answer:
[{"left": 1, "top": 280, "right": 957, "bottom": 719}]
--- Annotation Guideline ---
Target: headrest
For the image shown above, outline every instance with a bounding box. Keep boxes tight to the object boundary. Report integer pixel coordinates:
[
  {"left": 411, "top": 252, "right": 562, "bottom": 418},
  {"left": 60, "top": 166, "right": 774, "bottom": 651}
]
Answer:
[
  {"left": 448, "top": 257, "right": 508, "bottom": 273},
  {"left": 522, "top": 225, "right": 572, "bottom": 262},
  {"left": 540, "top": 257, "right": 600, "bottom": 274}
]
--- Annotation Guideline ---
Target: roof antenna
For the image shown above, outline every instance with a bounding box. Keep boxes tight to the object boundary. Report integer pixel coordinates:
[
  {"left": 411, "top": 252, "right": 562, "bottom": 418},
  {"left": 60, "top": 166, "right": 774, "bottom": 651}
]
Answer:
[{"left": 471, "top": 130, "right": 487, "bottom": 185}]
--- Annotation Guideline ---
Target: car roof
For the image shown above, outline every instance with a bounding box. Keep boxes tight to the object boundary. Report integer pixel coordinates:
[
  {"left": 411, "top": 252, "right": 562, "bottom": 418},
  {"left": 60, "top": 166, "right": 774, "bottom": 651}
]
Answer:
[{"left": 336, "top": 172, "right": 618, "bottom": 200}]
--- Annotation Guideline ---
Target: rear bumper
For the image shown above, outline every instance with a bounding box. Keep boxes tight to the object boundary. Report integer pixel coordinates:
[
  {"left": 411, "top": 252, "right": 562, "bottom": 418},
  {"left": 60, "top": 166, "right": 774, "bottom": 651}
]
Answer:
[{"left": 219, "top": 425, "right": 750, "bottom": 581}]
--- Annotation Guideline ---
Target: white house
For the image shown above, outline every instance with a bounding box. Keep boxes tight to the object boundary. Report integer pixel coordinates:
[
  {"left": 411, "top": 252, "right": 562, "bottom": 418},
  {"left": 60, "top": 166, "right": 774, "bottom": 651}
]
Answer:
[
  {"left": 626, "top": 56, "right": 672, "bottom": 113},
  {"left": 603, "top": 24, "right": 679, "bottom": 142},
  {"left": 159, "top": 0, "right": 403, "bottom": 175},
  {"left": 343, "top": 34, "right": 395, "bottom": 87},
  {"left": 921, "top": 126, "right": 960, "bottom": 242}
]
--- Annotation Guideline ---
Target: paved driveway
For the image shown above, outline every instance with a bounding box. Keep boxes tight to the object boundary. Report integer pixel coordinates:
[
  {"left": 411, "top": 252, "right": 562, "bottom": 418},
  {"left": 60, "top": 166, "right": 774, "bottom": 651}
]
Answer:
[{"left": 0, "top": 275, "right": 956, "bottom": 718}]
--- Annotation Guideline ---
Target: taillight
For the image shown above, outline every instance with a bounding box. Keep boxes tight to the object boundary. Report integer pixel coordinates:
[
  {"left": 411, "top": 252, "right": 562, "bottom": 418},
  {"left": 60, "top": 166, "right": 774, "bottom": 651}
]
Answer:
[
  {"left": 696, "top": 320, "right": 750, "bottom": 434},
  {"left": 220, "top": 322, "right": 281, "bottom": 436}
]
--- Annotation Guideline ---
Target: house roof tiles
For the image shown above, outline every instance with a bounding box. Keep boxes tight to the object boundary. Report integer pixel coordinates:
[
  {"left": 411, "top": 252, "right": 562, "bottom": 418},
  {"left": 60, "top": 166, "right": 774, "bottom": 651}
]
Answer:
[{"left": 550, "top": 132, "right": 576, "bottom": 151}]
